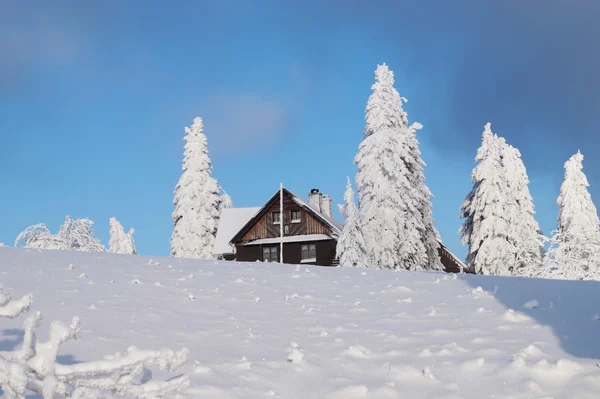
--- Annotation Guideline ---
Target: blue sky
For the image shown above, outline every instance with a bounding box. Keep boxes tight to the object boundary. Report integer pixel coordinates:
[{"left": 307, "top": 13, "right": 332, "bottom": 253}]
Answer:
[{"left": 1, "top": 1, "right": 599, "bottom": 259}]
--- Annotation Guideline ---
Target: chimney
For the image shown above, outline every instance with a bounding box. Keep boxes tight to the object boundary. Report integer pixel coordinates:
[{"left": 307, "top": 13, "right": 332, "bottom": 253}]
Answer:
[
  {"left": 322, "top": 195, "right": 332, "bottom": 218},
  {"left": 309, "top": 188, "right": 322, "bottom": 213}
]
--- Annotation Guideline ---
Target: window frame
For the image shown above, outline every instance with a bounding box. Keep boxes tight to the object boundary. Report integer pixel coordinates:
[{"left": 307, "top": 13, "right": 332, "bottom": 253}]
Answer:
[
  {"left": 263, "top": 246, "right": 278, "bottom": 262},
  {"left": 291, "top": 210, "right": 301, "bottom": 223},
  {"left": 272, "top": 211, "right": 281, "bottom": 224},
  {"left": 300, "top": 243, "right": 316, "bottom": 263}
]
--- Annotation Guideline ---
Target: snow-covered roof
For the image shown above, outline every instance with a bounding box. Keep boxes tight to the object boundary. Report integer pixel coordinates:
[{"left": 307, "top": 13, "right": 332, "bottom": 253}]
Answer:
[
  {"left": 213, "top": 207, "right": 261, "bottom": 255},
  {"left": 437, "top": 238, "right": 467, "bottom": 272},
  {"left": 243, "top": 234, "right": 334, "bottom": 246}
]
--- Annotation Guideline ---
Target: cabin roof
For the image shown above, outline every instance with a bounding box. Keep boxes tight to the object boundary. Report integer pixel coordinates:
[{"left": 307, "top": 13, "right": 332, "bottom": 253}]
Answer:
[
  {"left": 212, "top": 207, "right": 261, "bottom": 255},
  {"left": 229, "top": 187, "right": 343, "bottom": 245}
]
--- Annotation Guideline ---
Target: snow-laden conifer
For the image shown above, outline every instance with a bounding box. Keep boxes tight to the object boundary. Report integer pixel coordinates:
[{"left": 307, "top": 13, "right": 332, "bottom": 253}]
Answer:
[
  {"left": 336, "top": 177, "right": 367, "bottom": 267},
  {"left": 171, "top": 117, "right": 222, "bottom": 259},
  {"left": 108, "top": 217, "right": 136, "bottom": 255},
  {"left": 364, "top": 63, "right": 408, "bottom": 136},
  {"left": 355, "top": 64, "right": 441, "bottom": 270},
  {"left": 460, "top": 124, "right": 516, "bottom": 275},
  {"left": 500, "top": 141, "right": 544, "bottom": 275},
  {"left": 0, "top": 284, "right": 188, "bottom": 398},
  {"left": 219, "top": 190, "right": 233, "bottom": 214},
  {"left": 536, "top": 151, "right": 600, "bottom": 280},
  {"left": 15, "top": 217, "right": 105, "bottom": 252}
]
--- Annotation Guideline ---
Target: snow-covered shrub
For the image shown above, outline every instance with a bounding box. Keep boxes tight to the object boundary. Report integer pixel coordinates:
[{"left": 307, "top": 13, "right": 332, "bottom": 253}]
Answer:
[
  {"left": 0, "top": 284, "right": 188, "bottom": 398},
  {"left": 108, "top": 217, "right": 137, "bottom": 255},
  {"left": 15, "top": 217, "right": 105, "bottom": 253}
]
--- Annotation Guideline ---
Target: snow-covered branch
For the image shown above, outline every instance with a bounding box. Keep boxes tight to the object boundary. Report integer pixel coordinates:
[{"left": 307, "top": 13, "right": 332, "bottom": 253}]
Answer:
[
  {"left": 0, "top": 284, "right": 188, "bottom": 398},
  {"left": 15, "top": 217, "right": 105, "bottom": 253}
]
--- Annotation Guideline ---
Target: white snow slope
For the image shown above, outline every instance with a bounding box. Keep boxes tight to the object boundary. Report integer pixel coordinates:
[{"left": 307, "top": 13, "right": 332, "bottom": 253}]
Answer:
[{"left": 2, "top": 247, "right": 600, "bottom": 398}]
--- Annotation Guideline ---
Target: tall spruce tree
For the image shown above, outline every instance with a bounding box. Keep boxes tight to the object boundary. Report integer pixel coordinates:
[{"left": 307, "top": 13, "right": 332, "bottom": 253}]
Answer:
[
  {"left": 537, "top": 151, "right": 600, "bottom": 280},
  {"left": 500, "top": 142, "right": 544, "bottom": 275},
  {"left": 171, "top": 117, "right": 222, "bottom": 259},
  {"left": 336, "top": 177, "right": 367, "bottom": 267},
  {"left": 460, "top": 123, "right": 515, "bottom": 275},
  {"left": 354, "top": 63, "right": 441, "bottom": 270}
]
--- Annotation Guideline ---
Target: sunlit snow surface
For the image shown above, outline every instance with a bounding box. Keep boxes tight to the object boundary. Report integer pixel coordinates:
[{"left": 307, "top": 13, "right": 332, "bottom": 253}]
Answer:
[{"left": 2, "top": 247, "right": 600, "bottom": 398}]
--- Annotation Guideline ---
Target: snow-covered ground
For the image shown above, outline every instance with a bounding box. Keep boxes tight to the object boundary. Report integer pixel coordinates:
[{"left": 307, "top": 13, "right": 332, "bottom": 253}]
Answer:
[{"left": 2, "top": 247, "right": 600, "bottom": 398}]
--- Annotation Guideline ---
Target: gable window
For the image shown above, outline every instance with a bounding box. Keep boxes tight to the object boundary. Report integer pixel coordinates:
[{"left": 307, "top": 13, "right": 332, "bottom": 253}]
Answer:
[
  {"left": 300, "top": 244, "right": 316, "bottom": 263},
  {"left": 291, "top": 210, "right": 301, "bottom": 223},
  {"left": 263, "top": 246, "right": 278, "bottom": 262},
  {"left": 272, "top": 212, "right": 280, "bottom": 224}
]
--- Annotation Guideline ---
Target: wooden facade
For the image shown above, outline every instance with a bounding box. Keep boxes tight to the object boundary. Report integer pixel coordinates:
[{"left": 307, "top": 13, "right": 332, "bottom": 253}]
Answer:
[{"left": 230, "top": 189, "right": 340, "bottom": 266}]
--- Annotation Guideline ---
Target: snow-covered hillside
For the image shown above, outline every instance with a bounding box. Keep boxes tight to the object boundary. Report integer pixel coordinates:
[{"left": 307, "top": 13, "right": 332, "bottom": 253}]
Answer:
[{"left": 2, "top": 247, "right": 600, "bottom": 398}]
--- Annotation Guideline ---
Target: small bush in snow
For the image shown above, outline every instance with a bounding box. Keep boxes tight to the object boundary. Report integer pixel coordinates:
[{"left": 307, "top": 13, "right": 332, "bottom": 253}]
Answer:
[
  {"left": 0, "top": 284, "right": 188, "bottom": 398},
  {"left": 15, "top": 216, "right": 105, "bottom": 252},
  {"left": 108, "top": 217, "right": 137, "bottom": 255}
]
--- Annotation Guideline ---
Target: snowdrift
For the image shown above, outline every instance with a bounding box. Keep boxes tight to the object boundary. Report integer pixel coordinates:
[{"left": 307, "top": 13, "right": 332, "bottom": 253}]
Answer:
[{"left": 1, "top": 247, "right": 600, "bottom": 398}]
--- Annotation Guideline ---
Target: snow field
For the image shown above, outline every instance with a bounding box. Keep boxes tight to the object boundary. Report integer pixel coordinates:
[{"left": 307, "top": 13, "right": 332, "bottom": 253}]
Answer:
[{"left": 1, "top": 247, "right": 600, "bottom": 398}]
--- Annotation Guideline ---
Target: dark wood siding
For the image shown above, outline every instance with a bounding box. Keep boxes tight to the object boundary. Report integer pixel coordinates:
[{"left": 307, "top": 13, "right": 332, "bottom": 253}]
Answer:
[
  {"left": 235, "top": 239, "right": 337, "bottom": 267},
  {"left": 438, "top": 245, "right": 470, "bottom": 273},
  {"left": 239, "top": 192, "right": 332, "bottom": 244}
]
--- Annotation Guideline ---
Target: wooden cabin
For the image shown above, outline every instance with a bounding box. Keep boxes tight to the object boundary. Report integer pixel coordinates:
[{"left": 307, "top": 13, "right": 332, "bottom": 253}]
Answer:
[{"left": 213, "top": 186, "right": 468, "bottom": 272}]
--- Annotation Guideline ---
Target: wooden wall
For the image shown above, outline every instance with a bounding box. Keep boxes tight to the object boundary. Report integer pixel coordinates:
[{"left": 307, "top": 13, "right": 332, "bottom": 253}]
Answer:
[
  {"left": 235, "top": 239, "right": 337, "bottom": 267},
  {"left": 239, "top": 193, "right": 331, "bottom": 243}
]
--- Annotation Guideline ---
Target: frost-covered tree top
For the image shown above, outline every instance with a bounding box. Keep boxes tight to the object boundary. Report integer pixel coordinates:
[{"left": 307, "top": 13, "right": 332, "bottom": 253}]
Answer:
[
  {"left": 171, "top": 117, "right": 223, "bottom": 259},
  {"left": 364, "top": 63, "right": 409, "bottom": 137},
  {"left": 15, "top": 217, "right": 105, "bottom": 252},
  {"left": 336, "top": 177, "right": 367, "bottom": 267},
  {"left": 557, "top": 151, "right": 599, "bottom": 243},
  {"left": 108, "top": 217, "right": 137, "bottom": 255},
  {"left": 219, "top": 190, "right": 233, "bottom": 213}
]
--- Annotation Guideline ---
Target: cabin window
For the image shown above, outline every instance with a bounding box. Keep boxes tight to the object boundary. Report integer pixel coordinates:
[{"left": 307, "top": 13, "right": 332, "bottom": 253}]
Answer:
[
  {"left": 263, "top": 246, "right": 278, "bottom": 262},
  {"left": 272, "top": 212, "right": 280, "bottom": 224},
  {"left": 291, "top": 210, "right": 301, "bottom": 223},
  {"left": 284, "top": 224, "right": 290, "bottom": 235},
  {"left": 300, "top": 244, "right": 316, "bottom": 263}
]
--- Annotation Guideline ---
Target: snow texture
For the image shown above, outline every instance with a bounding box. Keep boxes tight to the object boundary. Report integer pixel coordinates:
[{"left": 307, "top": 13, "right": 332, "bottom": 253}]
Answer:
[
  {"left": 336, "top": 177, "right": 367, "bottom": 267},
  {"left": 171, "top": 117, "right": 225, "bottom": 260},
  {"left": 15, "top": 217, "right": 105, "bottom": 253},
  {"left": 0, "top": 274, "right": 188, "bottom": 398},
  {"left": 2, "top": 247, "right": 600, "bottom": 398},
  {"left": 108, "top": 217, "right": 136, "bottom": 255},
  {"left": 535, "top": 151, "right": 600, "bottom": 280},
  {"left": 460, "top": 123, "right": 543, "bottom": 276}
]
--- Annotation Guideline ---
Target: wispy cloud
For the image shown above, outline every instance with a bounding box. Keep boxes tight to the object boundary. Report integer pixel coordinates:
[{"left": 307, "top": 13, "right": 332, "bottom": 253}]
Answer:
[{"left": 201, "top": 93, "right": 289, "bottom": 151}]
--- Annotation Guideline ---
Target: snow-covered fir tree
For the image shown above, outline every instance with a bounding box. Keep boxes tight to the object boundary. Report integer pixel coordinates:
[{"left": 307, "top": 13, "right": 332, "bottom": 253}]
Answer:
[
  {"left": 108, "top": 217, "right": 137, "bottom": 255},
  {"left": 354, "top": 63, "right": 442, "bottom": 270},
  {"left": 536, "top": 151, "right": 600, "bottom": 280},
  {"left": 15, "top": 216, "right": 105, "bottom": 252},
  {"left": 460, "top": 123, "right": 517, "bottom": 275},
  {"left": 499, "top": 140, "right": 544, "bottom": 275},
  {"left": 171, "top": 117, "right": 223, "bottom": 259},
  {"left": 364, "top": 63, "right": 409, "bottom": 136},
  {"left": 336, "top": 177, "right": 367, "bottom": 267}
]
